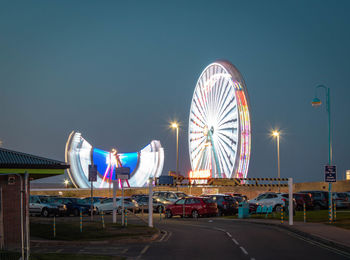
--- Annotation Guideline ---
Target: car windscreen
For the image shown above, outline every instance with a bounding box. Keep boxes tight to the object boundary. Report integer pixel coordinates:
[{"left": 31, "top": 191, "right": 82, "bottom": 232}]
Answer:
[
  {"left": 175, "top": 193, "right": 187, "bottom": 198},
  {"left": 203, "top": 198, "right": 214, "bottom": 204},
  {"left": 39, "top": 197, "right": 55, "bottom": 203}
]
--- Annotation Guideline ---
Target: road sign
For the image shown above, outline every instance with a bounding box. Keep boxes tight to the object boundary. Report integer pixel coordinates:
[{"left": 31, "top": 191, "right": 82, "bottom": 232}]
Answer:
[
  {"left": 88, "top": 165, "right": 97, "bottom": 182},
  {"left": 325, "top": 165, "right": 336, "bottom": 182},
  {"left": 116, "top": 167, "right": 130, "bottom": 180}
]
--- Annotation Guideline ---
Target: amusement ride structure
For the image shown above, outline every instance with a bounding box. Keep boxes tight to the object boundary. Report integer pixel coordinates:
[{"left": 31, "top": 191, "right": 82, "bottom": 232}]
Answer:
[
  {"left": 188, "top": 60, "right": 251, "bottom": 179},
  {"left": 65, "top": 131, "right": 164, "bottom": 188}
]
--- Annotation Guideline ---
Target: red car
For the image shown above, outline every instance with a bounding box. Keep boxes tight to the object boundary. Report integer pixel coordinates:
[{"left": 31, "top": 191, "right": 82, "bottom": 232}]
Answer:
[{"left": 165, "top": 197, "right": 218, "bottom": 218}]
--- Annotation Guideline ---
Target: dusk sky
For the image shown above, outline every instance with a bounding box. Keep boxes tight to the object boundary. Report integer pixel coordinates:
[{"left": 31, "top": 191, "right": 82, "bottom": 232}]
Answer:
[{"left": 1, "top": 0, "right": 349, "bottom": 183}]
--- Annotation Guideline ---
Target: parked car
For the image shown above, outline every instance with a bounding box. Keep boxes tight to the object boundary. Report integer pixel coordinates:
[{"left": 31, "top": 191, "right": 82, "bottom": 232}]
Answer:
[
  {"left": 51, "top": 197, "right": 94, "bottom": 216},
  {"left": 94, "top": 197, "right": 139, "bottom": 214},
  {"left": 206, "top": 194, "right": 238, "bottom": 216},
  {"left": 29, "top": 195, "right": 67, "bottom": 217},
  {"left": 153, "top": 191, "right": 188, "bottom": 202},
  {"left": 81, "top": 197, "right": 107, "bottom": 205},
  {"left": 299, "top": 191, "right": 329, "bottom": 210},
  {"left": 248, "top": 192, "right": 286, "bottom": 212},
  {"left": 293, "top": 193, "right": 313, "bottom": 210},
  {"left": 332, "top": 192, "right": 350, "bottom": 209},
  {"left": 165, "top": 197, "right": 218, "bottom": 218},
  {"left": 135, "top": 196, "right": 172, "bottom": 213}
]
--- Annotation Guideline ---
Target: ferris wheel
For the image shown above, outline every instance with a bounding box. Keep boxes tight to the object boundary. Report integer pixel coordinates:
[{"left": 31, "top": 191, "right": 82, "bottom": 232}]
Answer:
[{"left": 188, "top": 60, "right": 251, "bottom": 179}]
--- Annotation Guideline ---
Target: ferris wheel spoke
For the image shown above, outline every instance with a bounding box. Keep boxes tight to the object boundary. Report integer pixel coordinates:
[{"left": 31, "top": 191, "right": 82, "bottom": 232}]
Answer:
[
  {"left": 217, "top": 93, "right": 235, "bottom": 124},
  {"left": 218, "top": 130, "right": 238, "bottom": 146},
  {"left": 218, "top": 105, "right": 237, "bottom": 127},
  {"left": 214, "top": 76, "right": 227, "bottom": 116},
  {"left": 217, "top": 88, "right": 234, "bottom": 123},
  {"left": 194, "top": 91, "right": 208, "bottom": 122},
  {"left": 218, "top": 117, "right": 237, "bottom": 129},
  {"left": 216, "top": 140, "right": 234, "bottom": 176}
]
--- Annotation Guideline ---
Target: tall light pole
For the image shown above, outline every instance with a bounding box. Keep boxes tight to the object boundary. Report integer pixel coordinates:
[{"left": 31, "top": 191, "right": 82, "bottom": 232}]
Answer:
[
  {"left": 312, "top": 84, "right": 333, "bottom": 221},
  {"left": 171, "top": 122, "right": 179, "bottom": 174},
  {"left": 272, "top": 131, "right": 281, "bottom": 192}
]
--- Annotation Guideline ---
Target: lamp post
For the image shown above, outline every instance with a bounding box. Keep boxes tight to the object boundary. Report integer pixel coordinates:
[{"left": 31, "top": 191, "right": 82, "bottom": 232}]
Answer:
[
  {"left": 272, "top": 131, "right": 281, "bottom": 192},
  {"left": 171, "top": 122, "right": 179, "bottom": 174},
  {"left": 312, "top": 85, "right": 333, "bottom": 221}
]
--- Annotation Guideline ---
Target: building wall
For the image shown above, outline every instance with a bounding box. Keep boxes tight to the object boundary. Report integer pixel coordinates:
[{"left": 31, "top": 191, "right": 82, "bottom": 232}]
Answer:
[{"left": 0, "top": 175, "right": 26, "bottom": 250}]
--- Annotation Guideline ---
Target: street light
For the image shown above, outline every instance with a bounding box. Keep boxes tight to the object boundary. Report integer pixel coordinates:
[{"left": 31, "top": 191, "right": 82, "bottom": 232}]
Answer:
[
  {"left": 64, "top": 179, "right": 69, "bottom": 189},
  {"left": 171, "top": 122, "right": 180, "bottom": 174},
  {"left": 312, "top": 84, "right": 333, "bottom": 222},
  {"left": 272, "top": 130, "right": 281, "bottom": 192}
]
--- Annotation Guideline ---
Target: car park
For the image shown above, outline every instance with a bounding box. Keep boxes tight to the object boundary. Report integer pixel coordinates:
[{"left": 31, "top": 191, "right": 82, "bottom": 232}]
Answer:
[
  {"left": 29, "top": 195, "right": 67, "bottom": 217},
  {"left": 248, "top": 192, "right": 286, "bottom": 212},
  {"left": 332, "top": 192, "right": 350, "bottom": 209},
  {"left": 51, "top": 197, "right": 94, "bottom": 216},
  {"left": 165, "top": 197, "right": 217, "bottom": 218},
  {"left": 206, "top": 194, "right": 238, "bottom": 216},
  {"left": 153, "top": 191, "right": 188, "bottom": 202},
  {"left": 94, "top": 197, "right": 139, "bottom": 214},
  {"left": 135, "top": 196, "right": 172, "bottom": 213},
  {"left": 299, "top": 191, "right": 329, "bottom": 210},
  {"left": 293, "top": 193, "right": 313, "bottom": 210}
]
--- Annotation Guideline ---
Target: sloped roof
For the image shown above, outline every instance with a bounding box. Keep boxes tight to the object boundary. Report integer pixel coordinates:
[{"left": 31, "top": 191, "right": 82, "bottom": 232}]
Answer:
[{"left": 0, "top": 147, "right": 69, "bottom": 169}]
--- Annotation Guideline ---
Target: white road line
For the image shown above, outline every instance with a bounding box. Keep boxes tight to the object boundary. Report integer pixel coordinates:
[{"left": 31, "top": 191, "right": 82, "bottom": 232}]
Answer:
[
  {"left": 232, "top": 238, "right": 239, "bottom": 245},
  {"left": 164, "top": 231, "right": 173, "bottom": 242},
  {"left": 122, "top": 248, "right": 128, "bottom": 254},
  {"left": 159, "top": 230, "right": 168, "bottom": 242},
  {"left": 240, "top": 246, "right": 248, "bottom": 255},
  {"left": 55, "top": 249, "right": 63, "bottom": 253},
  {"left": 140, "top": 245, "right": 150, "bottom": 255},
  {"left": 251, "top": 258, "right": 256, "bottom": 260},
  {"left": 226, "top": 232, "right": 232, "bottom": 238}
]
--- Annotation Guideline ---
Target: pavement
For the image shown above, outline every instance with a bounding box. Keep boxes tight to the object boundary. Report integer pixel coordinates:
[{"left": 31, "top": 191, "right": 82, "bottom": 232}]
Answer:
[{"left": 236, "top": 218, "right": 350, "bottom": 253}]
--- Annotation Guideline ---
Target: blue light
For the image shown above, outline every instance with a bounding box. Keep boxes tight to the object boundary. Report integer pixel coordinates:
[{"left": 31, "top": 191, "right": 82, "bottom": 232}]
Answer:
[{"left": 92, "top": 148, "right": 139, "bottom": 181}]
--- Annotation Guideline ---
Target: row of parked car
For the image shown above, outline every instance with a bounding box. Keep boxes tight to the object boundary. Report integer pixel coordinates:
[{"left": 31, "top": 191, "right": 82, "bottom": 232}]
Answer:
[
  {"left": 30, "top": 190, "right": 350, "bottom": 218},
  {"left": 247, "top": 190, "right": 350, "bottom": 213}
]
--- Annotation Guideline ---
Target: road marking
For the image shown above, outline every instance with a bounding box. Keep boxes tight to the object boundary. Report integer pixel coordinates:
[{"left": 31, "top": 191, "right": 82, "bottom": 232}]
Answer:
[
  {"left": 164, "top": 231, "right": 172, "bottom": 242},
  {"left": 55, "top": 249, "right": 63, "bottom": 253},
  {"left": 136, "top": 245, "right": 150, "bottom": 259},
  {"left": 159, "top": 230, "right": 168, "bottom": 242},
  {"left": 226, "top": 232, "right": 232, "bottom": 238},
  {"left": 232, "top": 238, "right": 239, "bottom": 245},
  {"left": 122, "top": 248, "right": 128, "bottom": 254},
  {"left": 240, "top": 246, "right": 248, "bottom": 255},
  {"left": 251, "top": 258, "right": 256, "bottom": 260}
]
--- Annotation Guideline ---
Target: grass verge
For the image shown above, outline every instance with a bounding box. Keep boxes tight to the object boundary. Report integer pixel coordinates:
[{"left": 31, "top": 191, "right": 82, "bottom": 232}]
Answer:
[{"left": 31, "top": 221, "right": 157, "bottom": 241}]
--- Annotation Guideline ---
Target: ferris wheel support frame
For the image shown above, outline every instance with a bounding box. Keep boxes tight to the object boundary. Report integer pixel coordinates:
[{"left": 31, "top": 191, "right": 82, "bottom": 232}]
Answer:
[{"left": 207, "top": 128, "right": 222, "bottom": 178}]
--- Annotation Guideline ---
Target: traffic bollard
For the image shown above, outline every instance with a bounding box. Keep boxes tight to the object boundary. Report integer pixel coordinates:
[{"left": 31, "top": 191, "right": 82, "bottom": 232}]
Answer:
[
  {"left": 101, "top": 211, "right": 105, "bottom": 229},
  {"left": 329, "top": 203, "right": 332, "bottom": 223},
  {"left": 53, "top": 216, "right": 56, "bottom": 238},
  {"left": 281, "top": 207, "right": 284, "bottom": 224},
  {"left": 80, "top": 209, "right": 83, "bottom": 232},
  {"left": 333, "top": 203, "right": 336, "bottom": 223},
  {"left": 303, "top": 203, "right": 306, "bottom": 223}
]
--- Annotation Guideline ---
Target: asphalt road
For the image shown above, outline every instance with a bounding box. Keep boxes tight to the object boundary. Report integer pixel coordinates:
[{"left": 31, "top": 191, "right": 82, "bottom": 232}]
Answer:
[
  {"left": 140, "top": 216, "right": 350, "bottom": 260},
  {"left": 31, "top": 214, "right": 350, "bottom": 259}
]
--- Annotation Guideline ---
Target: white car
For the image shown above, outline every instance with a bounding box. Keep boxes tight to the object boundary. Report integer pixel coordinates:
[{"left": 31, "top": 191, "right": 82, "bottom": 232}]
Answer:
[
  {"left": 95, "top": 197, "right": 139, "bottom": 214},
  {"left": 248, "top": 193, "right": 286, "bottom": 212}
]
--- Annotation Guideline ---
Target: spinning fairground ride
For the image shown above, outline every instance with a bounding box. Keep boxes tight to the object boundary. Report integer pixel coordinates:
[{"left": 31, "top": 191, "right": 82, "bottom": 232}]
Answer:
[
  {"left": 65, "top": 131, "right": 164, "bottom": 188},
  {"left": 188, "top": 60, "right": 251, "bottom": 179}
]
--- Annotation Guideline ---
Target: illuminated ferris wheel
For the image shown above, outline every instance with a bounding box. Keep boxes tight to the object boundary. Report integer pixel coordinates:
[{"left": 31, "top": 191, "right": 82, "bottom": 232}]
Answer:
[{"left": 188, "top": 60, "right": 251, "bottom": 179}]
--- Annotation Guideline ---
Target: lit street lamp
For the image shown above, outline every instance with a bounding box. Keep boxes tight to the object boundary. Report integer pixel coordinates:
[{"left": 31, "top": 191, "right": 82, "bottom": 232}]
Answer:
[
  {"left": 171, "top": 122, "right": 180, "bottom": 174},
  {"left": 64, "top": 179, "right": 69, "bottom": 189},
  {"left": 312, "top": 84, "right": 333, "bottom": 222},
  {"left": 272, "top": 130, "right": 281, "bottom": 192}
]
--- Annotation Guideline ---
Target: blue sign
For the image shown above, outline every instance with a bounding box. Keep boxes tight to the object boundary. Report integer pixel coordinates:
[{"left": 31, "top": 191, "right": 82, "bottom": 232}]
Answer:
[
  {"left": 158, "top": 176, "right": 174, "bottom": 185},
  {"left": 325, "top": 165, "right": 336, "bottom": 182},
  {"left": 88, "top": 165, "right": 97, "bottom": 182}
]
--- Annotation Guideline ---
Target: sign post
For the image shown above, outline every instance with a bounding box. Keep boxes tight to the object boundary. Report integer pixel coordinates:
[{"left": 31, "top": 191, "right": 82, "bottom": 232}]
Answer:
[
  {"left": 325, "top": 165, "right": 336, "bottom": 223},
  {"left": 116, "top": 167, "right": 130, "bottom": 227},
  {"left": 148, "top": 177, "right": 153, "bottom": 228},
  {"left": 88, "top": 164, "right": 97, "bottom": 221}
]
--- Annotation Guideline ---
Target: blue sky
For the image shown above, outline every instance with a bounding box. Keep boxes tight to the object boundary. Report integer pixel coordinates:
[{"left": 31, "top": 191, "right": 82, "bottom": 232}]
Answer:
[{"left": 1, "top": 0, "right": 349, "bottom": 183}]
